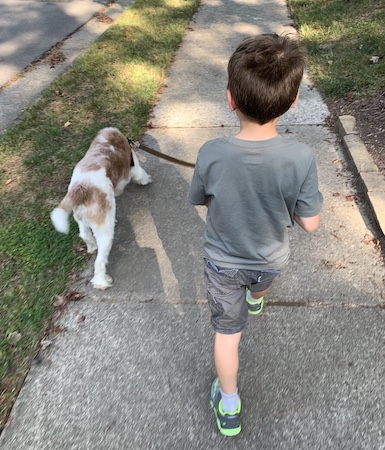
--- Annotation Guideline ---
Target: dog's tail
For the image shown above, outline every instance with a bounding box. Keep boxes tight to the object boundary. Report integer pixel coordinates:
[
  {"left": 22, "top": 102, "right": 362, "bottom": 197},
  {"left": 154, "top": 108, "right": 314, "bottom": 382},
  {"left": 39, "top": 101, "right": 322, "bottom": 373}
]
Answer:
[
  {"left": 51, "top": 207, "right": 70, "bottom": 234},
  {"left": 50, "top": 185, "right": 89, "bottom": 234}
]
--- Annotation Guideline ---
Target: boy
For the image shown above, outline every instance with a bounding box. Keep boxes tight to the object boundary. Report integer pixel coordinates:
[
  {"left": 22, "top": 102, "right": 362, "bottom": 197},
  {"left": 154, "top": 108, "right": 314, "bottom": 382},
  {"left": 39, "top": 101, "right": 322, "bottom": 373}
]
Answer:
[{"left": 188, "top": 33, "right": 323, "bottom": 436}]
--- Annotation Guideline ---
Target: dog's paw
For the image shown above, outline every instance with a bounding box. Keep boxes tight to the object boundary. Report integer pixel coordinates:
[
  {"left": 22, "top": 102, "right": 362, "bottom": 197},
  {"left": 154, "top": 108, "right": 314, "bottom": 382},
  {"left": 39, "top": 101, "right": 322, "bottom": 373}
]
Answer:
[
  {"left": 91, "top": 275, "right": 113, "bottom": 290},
  {"left": 139, "top": 173, "right": 152, "bottom": 185}
]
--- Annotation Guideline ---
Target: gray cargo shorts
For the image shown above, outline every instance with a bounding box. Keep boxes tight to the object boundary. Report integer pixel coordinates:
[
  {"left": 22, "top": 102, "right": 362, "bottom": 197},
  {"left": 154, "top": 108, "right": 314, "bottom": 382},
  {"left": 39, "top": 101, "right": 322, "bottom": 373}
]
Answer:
[{"left": 204, "top": 259, "right": 280, "bottom": 334}]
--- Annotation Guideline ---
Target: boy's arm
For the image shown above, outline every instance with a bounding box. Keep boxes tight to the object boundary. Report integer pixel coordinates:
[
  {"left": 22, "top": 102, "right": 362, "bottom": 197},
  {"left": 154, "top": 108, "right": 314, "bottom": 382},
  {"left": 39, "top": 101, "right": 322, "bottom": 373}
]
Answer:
[
  {"left": 294, "top": 152, "right": 323, "bottom": 232},
  {"left": 294, "top": 214, "right": 320, "bottom": 233},
  {"left": 188, "top": 156, "right": 208, "bottom": 206}
]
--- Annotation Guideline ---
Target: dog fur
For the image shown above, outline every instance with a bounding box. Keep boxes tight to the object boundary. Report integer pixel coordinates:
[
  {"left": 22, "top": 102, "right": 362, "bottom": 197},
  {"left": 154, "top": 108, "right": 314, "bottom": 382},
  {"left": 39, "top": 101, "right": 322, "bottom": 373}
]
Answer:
[{"left": 50, "top": 127, "right": 152, "bottom": 289}]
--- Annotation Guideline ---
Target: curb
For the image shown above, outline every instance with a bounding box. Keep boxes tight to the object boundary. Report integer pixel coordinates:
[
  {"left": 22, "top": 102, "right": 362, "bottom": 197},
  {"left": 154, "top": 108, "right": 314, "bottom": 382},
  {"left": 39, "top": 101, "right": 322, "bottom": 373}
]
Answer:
[
  {"left": 338, "top": 115, "right": 385, "bottom": 241},
  {"left": 0, "top": 0, "right": 134, "bottom": 134}
]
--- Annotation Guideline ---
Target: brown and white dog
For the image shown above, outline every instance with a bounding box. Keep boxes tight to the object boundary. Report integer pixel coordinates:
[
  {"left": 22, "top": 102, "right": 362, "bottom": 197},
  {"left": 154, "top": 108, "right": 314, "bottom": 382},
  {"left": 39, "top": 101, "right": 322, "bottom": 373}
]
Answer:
[{"left": 50, "top": 127, "right": 152, "bottom": 289}]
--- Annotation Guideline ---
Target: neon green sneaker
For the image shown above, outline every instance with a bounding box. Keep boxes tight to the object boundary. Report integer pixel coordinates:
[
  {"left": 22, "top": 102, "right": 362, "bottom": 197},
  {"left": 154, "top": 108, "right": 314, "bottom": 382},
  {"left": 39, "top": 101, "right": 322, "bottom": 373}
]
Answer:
[
  {"left": 246, "top": 289, "right": 264, "bottom": 315},
  {"left": 210, "top": 378, "right": 241, "bottom": 436}
]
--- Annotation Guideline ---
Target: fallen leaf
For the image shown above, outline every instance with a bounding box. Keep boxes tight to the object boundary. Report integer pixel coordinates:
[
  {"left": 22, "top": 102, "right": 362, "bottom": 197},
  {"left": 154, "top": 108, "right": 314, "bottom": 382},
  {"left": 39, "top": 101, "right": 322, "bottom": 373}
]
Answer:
[
  {"left": 335, "top": 259, "right": 348, "bottom": 269},
  {"left": 332, "top": 159, "right": 340, "bottom": 164},
  {"left": 321, "top": 259, "right": 334, "bottom": 269},
  {"left": 345, "top": 195, "right": 355, "bottom": 202},
  {"left": 55, "top": 291, "right": 84, "bottom": 307},
  {"left": 5, "top": 179, "right": 13, "bottom": 185},
  {"left": 328, "top": 60, "right": 333, "bottom": 65},
  {"left": 64, "top": 121, "right": 71, "bottom": 127},
  {"left": 365, "top": 239, "right": 381, "bottom": 249},
  {"left": 95, "top": 13, "right": 113, "bottom": 24},
  {"left": 5, "top": 416, "right": 13, "bottom": 428},
  {"left": 77, "top": 315, "right": 86, "bottom": 324},
  {"left": 67, "top": 291, "right": 84, "bottom": 302},
  {"left": 40, "top": 339, "right": 53, "bottom": 349},
  {"left": 308, "top": 300, "right": 321, "bottom": 306},
  {"left": 331, "top": 231, "right": 342, "bottom": 240},
  {"left": 54, "top": 295, "right": 66, "bottom": 307},
  {"left": 8, "top": 331, "right": 22, "bottom": 343}
]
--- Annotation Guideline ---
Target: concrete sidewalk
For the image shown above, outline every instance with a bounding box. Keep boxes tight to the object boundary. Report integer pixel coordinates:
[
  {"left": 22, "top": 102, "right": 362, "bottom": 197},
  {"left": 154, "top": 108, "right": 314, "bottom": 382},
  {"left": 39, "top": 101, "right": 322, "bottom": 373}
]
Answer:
[{"left": 1, "top": 0, "right": 385, "bottom": 448}]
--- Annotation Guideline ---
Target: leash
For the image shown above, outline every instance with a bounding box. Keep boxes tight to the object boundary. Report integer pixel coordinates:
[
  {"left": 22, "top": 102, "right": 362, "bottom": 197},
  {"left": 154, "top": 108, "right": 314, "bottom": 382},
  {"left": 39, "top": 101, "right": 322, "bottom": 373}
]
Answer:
[{"left": 127, "top": 138, "right": 196, "bottom": 168}]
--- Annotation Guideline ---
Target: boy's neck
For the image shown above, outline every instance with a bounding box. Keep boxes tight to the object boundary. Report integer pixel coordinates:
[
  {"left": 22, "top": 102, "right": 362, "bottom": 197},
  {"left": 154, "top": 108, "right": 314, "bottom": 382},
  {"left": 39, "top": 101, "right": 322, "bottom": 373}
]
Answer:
[{"left": 235, "top": 117, "right": 279, "bottom": 141}]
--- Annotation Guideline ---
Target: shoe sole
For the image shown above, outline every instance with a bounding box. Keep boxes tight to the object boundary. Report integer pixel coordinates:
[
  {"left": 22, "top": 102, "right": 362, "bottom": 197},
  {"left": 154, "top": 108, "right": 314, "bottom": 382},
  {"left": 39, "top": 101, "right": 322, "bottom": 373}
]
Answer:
[{"left": 210, "top": 400, "right": 241, "bottom": 436}]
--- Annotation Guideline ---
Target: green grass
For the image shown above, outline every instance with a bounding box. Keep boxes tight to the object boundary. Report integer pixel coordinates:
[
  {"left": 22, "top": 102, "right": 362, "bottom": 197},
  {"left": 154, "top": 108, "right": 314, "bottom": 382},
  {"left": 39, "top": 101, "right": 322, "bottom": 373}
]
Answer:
[
  {"left": 0, "top": 0, "right": 200, "bottom": 431},
  {"left": 289, "top": 0, "right": 385, "bottom": 98}
]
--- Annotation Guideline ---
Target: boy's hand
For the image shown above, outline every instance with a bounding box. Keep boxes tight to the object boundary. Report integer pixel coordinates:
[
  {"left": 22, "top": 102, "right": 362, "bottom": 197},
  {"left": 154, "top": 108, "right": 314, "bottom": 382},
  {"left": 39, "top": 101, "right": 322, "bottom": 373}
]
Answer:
[{"left": 294, "top": 214, "right": 320, "bottom": 233}]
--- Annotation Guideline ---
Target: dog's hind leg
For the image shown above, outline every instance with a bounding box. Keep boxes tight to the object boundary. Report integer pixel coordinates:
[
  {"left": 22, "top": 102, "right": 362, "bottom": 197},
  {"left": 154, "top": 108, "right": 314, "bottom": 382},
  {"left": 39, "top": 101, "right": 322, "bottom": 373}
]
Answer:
[
  {"left": 74, "top": 215, "right": 97, "bottom": 254},
  {"left": 130, "top": 150, "right": 152, "bottom": 185},
  {"left": 90, "top": 222, "right": 114, "bottom": 290}
]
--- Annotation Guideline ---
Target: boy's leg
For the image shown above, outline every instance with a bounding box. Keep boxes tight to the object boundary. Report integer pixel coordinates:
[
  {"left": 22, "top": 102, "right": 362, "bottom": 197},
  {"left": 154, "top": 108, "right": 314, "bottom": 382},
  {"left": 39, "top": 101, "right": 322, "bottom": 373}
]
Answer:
[
  {"left": 246, "top": 288, "right": 269, "bottom": 315},
  {"left": 248, "top": 288, "right": 269, "bottom": 300},
  {"left": 214, "top": 331, "right": 242, "bottom": 394},
  {"left": 247, "top": 270, "right": 280, "bottom": 315},
  {"left": 204, "top": 260, "right": 246, "bottom": 436},
  {"left": 211, "top": 331, "right": 242, "bottom": 438}
]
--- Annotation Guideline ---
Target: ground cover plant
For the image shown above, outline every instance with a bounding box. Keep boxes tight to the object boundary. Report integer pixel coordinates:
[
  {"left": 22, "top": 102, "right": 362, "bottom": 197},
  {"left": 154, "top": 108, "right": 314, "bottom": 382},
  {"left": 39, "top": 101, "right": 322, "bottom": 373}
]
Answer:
[
  {"left": 288, "top": 0, "right": 385, "bottom": 174},
  {"left": 0, "top": 0, "right": 200, "bottom": 432}
]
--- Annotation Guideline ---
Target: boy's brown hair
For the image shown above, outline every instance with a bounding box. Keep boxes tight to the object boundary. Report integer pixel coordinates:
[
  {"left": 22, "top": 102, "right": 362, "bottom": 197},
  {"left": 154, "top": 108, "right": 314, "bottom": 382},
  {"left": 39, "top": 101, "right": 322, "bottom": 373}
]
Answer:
[{"left": 227, "top": 33, "right": 307, "bottom": 125}]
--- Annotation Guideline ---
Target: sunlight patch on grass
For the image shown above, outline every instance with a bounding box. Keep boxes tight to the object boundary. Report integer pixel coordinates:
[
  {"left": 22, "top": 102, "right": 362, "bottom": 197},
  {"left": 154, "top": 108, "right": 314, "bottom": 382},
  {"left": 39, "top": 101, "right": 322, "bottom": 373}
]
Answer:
[{"left": 290, "top": 0, "right": 385, "bottom": 97}]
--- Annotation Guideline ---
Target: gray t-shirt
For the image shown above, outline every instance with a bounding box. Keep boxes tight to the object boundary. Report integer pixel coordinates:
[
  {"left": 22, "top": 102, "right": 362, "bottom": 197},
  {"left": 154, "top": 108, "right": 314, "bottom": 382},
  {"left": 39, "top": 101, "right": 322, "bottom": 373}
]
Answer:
[{"left": 188, "top": 135, "right": 323, "bottom": 270}]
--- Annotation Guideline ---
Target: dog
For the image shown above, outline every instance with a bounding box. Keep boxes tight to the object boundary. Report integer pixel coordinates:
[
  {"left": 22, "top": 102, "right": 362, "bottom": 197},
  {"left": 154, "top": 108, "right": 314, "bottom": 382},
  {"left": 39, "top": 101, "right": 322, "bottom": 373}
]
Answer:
[{"left": 50, "top": 127, "right": 152, "bottom": 289}]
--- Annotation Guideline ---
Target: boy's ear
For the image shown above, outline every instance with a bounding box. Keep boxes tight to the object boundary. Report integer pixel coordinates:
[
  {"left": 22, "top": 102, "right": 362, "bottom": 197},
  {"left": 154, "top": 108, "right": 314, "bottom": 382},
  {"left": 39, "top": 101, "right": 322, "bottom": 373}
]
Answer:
[
  {"left": 227, "top": 89, "right": 237, "bottom": 111},
  {"left": 290, "top": 90, "right": 300, "bottom": 108}
]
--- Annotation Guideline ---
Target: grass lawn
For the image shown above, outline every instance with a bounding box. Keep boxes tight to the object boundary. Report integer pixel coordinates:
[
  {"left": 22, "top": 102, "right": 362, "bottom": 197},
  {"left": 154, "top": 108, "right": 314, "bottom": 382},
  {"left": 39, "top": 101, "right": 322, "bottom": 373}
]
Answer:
[
  {"left": 288, "top": 0, "right": 385, "bottom": 177},
  {"left": 289, "top": 0, "right": 385, "bottom": 98},
  {"left": 0, "top": 0, "right": 200, "bottom": 432}
]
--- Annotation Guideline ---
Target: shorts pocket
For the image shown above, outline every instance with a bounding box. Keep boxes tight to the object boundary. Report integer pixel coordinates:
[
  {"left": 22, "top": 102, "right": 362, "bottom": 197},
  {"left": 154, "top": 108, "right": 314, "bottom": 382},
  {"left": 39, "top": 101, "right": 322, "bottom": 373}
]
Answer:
[{"left": 204, "top": 260, "right": 240, "bottom": 295}]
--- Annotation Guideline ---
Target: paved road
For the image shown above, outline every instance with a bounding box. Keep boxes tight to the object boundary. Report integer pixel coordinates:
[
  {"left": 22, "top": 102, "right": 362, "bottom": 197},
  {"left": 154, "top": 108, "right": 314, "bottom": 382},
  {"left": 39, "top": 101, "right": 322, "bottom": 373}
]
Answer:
[
  {"left": 0, "top": 0, "right": 105, "bottom": 87},
  {"left": 1, "top": 0, "right": 385, "bottom": 448},
  {"left": 0, "top": 0, "right": 133, "bottom": 132}
]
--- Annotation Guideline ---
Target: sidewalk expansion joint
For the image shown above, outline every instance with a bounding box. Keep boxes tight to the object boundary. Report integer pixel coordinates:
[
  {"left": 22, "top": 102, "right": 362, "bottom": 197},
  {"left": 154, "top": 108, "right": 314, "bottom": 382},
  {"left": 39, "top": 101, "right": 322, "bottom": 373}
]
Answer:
[
  {"left": 102, "top": 299, "right": 385, "bottom": 310},
  {"left": 266, "top": 300, "right": 383, "bottom": 309}
]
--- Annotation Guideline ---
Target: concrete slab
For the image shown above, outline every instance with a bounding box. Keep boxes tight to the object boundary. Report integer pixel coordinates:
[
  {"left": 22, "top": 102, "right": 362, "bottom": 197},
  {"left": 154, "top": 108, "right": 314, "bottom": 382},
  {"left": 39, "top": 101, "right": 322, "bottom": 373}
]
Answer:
[
  {"left": 2, "top": 303, "right": 385, "bottom": 449},
  {"left": 150, "top": 1, "right": 329, "bottom": 128}
]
